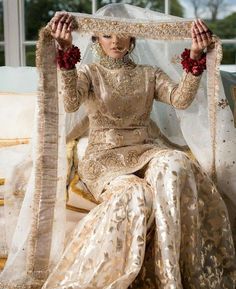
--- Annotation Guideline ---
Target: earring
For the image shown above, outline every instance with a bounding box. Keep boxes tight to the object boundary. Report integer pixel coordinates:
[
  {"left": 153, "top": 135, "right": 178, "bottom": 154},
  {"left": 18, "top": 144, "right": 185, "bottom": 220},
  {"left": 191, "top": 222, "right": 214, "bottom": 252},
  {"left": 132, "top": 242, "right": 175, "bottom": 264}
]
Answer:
[
  {"left": 128, "top": 42, "right": 135, "bottom": 54},
  {"left": 91, "top": 41, "right": 104, "bottom": 58}
]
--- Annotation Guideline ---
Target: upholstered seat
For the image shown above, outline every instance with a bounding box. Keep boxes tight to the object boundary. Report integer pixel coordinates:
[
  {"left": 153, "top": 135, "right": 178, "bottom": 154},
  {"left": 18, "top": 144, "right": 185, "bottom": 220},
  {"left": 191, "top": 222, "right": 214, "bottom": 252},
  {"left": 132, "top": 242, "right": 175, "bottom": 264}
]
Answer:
[
  {"left": 0, "top": 67, "right": 95, "bottom": 270},
  {"left": 0, "top": 66, "right": 235, "bottom": 270}
]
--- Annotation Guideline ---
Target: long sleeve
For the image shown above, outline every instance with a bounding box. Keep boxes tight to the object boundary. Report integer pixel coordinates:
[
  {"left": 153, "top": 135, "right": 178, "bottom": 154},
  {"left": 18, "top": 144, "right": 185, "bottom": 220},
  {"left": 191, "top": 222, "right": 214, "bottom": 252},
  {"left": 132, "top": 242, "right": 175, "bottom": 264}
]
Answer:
[
  {"left": 60, "top": 67, "right": 91, "bottom": 113},
  {"left": 154, "top": 68, "right": 201, "bottom": 109}
]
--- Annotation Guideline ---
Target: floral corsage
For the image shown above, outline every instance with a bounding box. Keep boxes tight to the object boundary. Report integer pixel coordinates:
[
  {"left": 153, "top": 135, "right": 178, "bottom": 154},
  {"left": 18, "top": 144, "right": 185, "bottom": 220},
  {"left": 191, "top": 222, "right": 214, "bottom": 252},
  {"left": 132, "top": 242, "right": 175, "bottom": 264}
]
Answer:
[
  {"left": 56, "top": 45, "right": 81, "bottom": 70},
  {"left": 181, "top": 48, "right": 206, "bottom": 76}
]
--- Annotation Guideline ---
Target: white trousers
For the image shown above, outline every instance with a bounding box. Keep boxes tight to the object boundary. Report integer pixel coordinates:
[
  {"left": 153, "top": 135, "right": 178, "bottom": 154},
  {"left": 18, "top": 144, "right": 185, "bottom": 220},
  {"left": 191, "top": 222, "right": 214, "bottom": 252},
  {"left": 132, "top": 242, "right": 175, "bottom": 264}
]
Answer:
[{"left": 42, "top": 151, "right": 236, "bottom": 289}]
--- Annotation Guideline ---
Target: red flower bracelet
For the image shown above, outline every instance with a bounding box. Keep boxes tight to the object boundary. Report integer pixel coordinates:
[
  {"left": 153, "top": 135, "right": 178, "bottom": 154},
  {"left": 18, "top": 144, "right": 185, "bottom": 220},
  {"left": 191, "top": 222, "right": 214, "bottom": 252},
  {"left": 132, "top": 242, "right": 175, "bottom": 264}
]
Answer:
[
  {"left": 181, "top": 48, "right": 206, "bottom": 76},
  {"left": 56, "top": 45, "right": 81, "bottom": 70}
]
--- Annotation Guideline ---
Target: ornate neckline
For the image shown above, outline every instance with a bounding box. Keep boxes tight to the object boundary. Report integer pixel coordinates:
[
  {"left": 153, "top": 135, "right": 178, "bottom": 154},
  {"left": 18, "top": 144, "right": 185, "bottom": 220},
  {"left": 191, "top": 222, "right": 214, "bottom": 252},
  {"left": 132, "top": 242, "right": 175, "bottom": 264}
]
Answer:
[{"left": 99, "top": 54, "right": 136, "bottom": 70}]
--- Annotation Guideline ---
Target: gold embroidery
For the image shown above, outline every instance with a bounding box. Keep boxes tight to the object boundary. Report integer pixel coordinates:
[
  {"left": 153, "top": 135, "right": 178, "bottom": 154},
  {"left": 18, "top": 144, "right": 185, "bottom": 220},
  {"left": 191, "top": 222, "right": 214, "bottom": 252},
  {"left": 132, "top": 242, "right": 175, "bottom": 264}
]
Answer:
[
  {"left": 75, "top": 16, "right": 192, "bottom": 40},
  {"left": 98, "top": 49, "right": 136, "bottom": 70},
  {"left": 206, "top": 39, "right": 223, "bottom": 178},
  {"left": 218, "top": 98, "right": 229, "bottom": 109},
  {"left": 75, "top": 63, "right": 202, "bottom": 198},
  {"left": 0, "top": 280, "right": 43, "bottom": 289},
  {"left": 155, "top": 69, "right": 201, "bottom": 109},
  {"left": 170, "top": 72, "right": 201, "bottom": 109},
  {"left": 171, "top": 54, "right": 181, "bottom": 65},
  {"left": 26, "top": 27, "right": 58, "bottom": 282},
  {"left": 60, "top": 68, "right": 90, "bottom": 113},
  {"left": 125, "top": 150, "right": 139, "bottom": 165},
  {"left": 88, "top": 63, "right": 153, "bottom": 125},
  {"left": 83, "top": 159, "right": 104, "bottom": 181},
  {"left": 97, "top": 64, "right": 143, "bottom": 106},
  {"left": 103, "top": 151, "right": 124, "bottom": 168},
  {"left": 91, "top": 111, "right": 121, "bottom": 127}
]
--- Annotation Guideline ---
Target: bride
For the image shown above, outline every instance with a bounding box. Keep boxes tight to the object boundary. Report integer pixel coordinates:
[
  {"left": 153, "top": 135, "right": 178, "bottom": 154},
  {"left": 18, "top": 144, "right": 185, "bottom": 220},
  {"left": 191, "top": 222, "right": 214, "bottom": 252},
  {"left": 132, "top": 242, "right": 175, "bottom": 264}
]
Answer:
[{"left": 0, "top": 3, "right": 235, "bottom": 289}]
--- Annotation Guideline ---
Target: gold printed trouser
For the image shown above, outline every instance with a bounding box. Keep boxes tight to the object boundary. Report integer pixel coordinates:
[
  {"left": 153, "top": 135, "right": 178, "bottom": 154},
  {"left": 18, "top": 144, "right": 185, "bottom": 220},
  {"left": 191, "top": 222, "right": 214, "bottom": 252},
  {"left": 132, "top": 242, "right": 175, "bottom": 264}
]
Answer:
[
  {"left": 42, "top": 175, "right": 153, "bottom": 289},
  {"left": 42, "top": 151, "right": 236, "bottom": 289},
  {"left": 133, "top": 151, "right": 236, "bottom": 289}
]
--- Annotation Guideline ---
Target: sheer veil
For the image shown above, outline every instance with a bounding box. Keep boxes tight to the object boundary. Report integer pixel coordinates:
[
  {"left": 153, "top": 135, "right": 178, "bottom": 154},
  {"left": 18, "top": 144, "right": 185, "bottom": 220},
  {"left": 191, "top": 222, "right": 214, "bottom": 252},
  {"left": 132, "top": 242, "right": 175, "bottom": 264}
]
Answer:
[{"left": 0, "top": 3, "right": 235, "bottom": 289}]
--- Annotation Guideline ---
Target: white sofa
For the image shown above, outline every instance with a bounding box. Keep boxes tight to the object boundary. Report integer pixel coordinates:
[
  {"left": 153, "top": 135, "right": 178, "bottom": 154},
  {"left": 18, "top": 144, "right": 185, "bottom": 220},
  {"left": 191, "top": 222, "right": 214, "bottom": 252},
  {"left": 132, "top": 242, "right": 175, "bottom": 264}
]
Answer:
[
  {"left": 0, "top": 66, "right": 235, "bottom": 268},
  {"left": 0, "top": 67, "right": 97, "bottom": 268}
]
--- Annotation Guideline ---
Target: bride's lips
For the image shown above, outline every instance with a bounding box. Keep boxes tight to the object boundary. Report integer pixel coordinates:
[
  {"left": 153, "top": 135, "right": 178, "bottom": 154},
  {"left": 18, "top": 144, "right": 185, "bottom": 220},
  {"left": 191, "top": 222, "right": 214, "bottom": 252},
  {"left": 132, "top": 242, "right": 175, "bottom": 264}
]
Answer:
[{"left": 111, "top": 47, "right": 122, "bottom": 51}]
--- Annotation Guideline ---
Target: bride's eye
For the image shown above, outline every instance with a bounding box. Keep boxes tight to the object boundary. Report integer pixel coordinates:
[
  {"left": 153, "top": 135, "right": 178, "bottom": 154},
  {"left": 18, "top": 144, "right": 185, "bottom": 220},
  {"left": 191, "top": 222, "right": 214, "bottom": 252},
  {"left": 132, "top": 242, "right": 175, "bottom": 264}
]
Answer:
[{"left": 103, "top": 35, "right": 111, "bottom": 38}]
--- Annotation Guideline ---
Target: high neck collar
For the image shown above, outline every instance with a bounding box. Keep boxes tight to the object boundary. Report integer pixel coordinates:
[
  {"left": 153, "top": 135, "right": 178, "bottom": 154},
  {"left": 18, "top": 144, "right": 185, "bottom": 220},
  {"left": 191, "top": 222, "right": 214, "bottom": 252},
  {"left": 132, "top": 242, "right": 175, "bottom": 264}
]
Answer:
[{"left": 99, "top": 54, "right": 136, "bottom": 70}]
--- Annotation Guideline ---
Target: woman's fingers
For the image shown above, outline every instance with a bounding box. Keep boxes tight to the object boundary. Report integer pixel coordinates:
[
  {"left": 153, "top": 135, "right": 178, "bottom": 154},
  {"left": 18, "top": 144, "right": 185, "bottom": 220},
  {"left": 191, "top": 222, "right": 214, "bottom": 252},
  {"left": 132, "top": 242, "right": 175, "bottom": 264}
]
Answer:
[
  {"left": 65, "top": 15, "right": 73, "bottom": 25},
  {"left": 195, "top": 19, "right": 213, "bottom": 47},
  {"left": 191, "top": 18, "right": 214, "bottom": 58},
  {"left": 51, "top": 16, "right": 60, "bottom": 33},
  {"left": 196, "top": 19, "right": 212, "bottom": 45},
  {"left": 51, "top": 12, "right": 74, "bottom": 32},
  {"left": 193, "top": 24, "right": 204, "bottom": 50},
  {"left": 64, "top": 15, "right": 73, "bottom": 33},
  {"left": 191, "top": 23, "right": 198, "bottom": 46},
  {"left": 50, "top": 13, "right": 73, "bottom": 50},
  {"left": 51, "top": 13, "right": 65, "bottom": 33},
  {"left": 67, "top": 21, "right": 73, "bottom": 33},
  {"left": 198, "top": 19, "right": 211, "bottom": 34},
  {"left": 56, "top": 14, "right": 68, "bottom": 35},
  {"left": 51, "top": 13, "right": 69, "bottom": 33},
  {"left": 194, "top": 20, "right": 209, "bottom": 49},
  {"left": 60, "top": 15, "right": 73, "bottom": 40},
  {"left": 198, "top": 19, "right": 213, "bottom": 44},
  {"left": 65, "top": 21, "right": 73, "bottom": 42}
]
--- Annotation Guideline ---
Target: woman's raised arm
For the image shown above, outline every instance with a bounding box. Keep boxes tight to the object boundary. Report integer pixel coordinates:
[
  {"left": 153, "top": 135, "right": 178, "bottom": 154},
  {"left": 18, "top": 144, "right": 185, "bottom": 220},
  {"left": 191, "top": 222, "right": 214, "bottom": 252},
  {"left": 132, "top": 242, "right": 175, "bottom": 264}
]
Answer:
[
  {"left": 50, "top": 13, "right": 90, "bottom": 113},
  {"left": 155, "top": 19, "right": 213, "bottom": 109}
]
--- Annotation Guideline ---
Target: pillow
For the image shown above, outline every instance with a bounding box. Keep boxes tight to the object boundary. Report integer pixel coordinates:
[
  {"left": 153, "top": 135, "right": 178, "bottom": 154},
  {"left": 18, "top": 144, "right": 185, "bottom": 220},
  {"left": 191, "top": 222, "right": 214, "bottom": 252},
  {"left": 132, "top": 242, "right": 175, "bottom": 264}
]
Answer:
[
  {"left": 77, "top": 136, "right": 89, "bottom": 160},
  {"left": 0, "top": 92, "right": 36, "bottom": 141}
]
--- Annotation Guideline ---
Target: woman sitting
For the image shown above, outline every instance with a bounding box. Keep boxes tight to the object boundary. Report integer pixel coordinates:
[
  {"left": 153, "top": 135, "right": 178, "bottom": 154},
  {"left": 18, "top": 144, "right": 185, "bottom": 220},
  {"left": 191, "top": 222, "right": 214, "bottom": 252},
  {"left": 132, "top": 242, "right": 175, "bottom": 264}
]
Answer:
[{"left": 40, "top": 8, "right": 236, "bottom": 289}]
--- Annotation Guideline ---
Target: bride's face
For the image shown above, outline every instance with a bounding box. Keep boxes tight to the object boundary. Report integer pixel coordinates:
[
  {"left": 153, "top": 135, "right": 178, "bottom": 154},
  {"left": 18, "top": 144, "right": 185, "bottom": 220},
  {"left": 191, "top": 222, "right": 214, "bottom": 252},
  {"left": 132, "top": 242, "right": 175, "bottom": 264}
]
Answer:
[{"left": 98, "top": 34, "right": 131, "bottom": 59}]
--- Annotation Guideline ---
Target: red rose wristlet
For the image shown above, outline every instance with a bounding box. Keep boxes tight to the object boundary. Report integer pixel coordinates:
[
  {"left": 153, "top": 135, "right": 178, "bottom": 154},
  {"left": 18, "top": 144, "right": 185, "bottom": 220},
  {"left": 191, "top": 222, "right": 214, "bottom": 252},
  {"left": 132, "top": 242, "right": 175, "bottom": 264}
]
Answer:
[
  {"left": 56, "top": 45, "right": 81, "bottom": 70},
  {"left": 181, "top": 48, "right": 206, "bottom": 76}
]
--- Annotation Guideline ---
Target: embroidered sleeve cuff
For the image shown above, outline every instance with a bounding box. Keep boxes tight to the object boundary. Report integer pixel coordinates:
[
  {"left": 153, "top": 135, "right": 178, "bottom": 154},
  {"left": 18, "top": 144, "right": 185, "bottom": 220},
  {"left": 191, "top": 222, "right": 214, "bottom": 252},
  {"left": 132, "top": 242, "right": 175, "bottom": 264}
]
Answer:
[
  {"left": 170, "top": 71, "right": 201, "bottom": 109},
  {"left": 60, "top": 68, "right": 81, "bottom": 112}
]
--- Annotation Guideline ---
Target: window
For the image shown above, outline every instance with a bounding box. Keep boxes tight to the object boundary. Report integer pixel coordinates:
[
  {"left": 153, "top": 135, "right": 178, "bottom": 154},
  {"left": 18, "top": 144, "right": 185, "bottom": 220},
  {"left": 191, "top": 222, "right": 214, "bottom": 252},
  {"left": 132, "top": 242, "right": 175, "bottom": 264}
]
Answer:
[
  {"left": 222, "top": 42, "right": 236, "bottom": 65},
  {"left": 0, "top": 0, "right": 5, "bottom": 65},
  {"left": 179, "top": 0, "right": 236, "bottom": 65},
  {"left": 2, "top": 0, "right": 236, "bottom": 66},
  {"left": 23, "top": 0, "right": 93, "bottom": 66}
]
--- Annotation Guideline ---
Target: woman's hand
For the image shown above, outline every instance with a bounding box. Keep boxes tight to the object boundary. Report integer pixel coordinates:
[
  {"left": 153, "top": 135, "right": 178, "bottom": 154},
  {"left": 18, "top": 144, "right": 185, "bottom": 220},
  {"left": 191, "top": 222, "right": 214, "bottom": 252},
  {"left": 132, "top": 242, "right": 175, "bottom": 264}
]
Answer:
[
  {"left": 50, "top": 13, "right": 73, "bottom": 51},
  {"left": 190, "top": 19, "right": 213, "bottom": 60}
]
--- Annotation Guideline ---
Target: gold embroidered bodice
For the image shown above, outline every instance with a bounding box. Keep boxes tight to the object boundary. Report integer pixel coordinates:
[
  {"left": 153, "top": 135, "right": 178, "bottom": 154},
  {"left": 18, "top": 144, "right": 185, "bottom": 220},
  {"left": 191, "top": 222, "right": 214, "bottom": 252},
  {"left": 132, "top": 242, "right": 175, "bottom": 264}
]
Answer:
[{"left": 60, "top": 61, "right": 201, "bottom": 198}]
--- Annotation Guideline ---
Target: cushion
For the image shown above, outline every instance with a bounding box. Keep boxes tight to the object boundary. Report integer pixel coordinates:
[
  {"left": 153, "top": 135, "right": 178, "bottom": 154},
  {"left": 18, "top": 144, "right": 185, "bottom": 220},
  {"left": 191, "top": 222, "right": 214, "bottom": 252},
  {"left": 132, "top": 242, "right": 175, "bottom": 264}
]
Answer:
[{"left": 0, "top": 92, "right": 36, "bottom": 140}]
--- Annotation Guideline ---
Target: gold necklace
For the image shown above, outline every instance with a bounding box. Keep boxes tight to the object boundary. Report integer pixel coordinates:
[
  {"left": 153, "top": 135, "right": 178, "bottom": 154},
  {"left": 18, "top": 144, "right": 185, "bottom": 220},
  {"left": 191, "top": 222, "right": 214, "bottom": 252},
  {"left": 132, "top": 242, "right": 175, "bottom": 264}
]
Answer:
[
  {"left": 92, "top": 42, "right": 136, "bottom": 69},
  {"left": 99, "top": 54, "right": 136, "bottom": 69}
]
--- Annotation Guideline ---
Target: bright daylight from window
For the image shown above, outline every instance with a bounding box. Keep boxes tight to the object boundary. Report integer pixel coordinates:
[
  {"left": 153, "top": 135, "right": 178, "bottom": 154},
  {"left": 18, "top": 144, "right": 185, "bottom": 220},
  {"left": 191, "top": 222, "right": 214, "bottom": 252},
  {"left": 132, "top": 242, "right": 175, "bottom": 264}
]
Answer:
[{"left": 0, "top": 0, "right": 235, "bottom": 66}]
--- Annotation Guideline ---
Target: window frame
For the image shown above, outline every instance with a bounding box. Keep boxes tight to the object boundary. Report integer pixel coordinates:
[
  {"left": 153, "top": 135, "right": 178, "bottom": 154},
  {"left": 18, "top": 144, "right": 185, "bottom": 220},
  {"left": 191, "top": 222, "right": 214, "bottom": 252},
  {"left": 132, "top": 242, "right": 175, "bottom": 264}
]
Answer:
[
  {"left": 0, "top": 0, "right": 5, "bottom": 64},
  {"left": 2, "top": 0, "right": 236, "bottom": 67}
]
